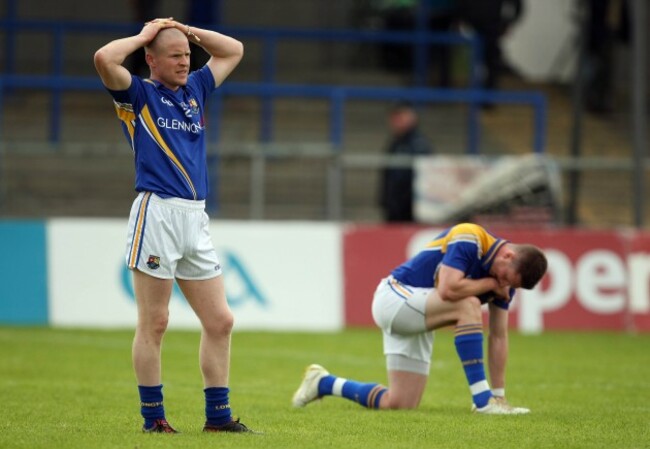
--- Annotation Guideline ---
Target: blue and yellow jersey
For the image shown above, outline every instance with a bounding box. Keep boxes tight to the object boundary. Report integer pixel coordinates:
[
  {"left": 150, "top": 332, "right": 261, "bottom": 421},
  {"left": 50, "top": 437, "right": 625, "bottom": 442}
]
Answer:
[
  {"left": 107, "top": 66, "right": 216, "bottom": 200},
  {"left": 391, "top": 223, "right": 512, "bottom": 309}
]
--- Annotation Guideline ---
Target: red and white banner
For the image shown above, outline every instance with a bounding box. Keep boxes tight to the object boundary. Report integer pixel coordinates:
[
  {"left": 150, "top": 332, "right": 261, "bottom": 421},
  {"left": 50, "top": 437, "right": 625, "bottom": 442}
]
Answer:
[{"left": 343, "top": 225, "right": 650, "bottom": 333}]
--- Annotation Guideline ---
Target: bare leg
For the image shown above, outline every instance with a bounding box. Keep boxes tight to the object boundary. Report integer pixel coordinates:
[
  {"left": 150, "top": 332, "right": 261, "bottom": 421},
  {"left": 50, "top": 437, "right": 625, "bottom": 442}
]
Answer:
[
  {"left": 378, "top": 370, "right": 428, "bottom": 409},
  {"left": 423, "top": 290, "right": 489, "bottom": 408},
  {"left": 132, "top": 269, "right": 173, "bottom": 386},
  {"left": 294, "top": 290, "right": 485, "bottom": 411},
  {"left": 424, "top": 289, "right": 483, "bottom": 330},
  {"left": 177, "top": 275, "right": 233, "bottom": 387},
  {"left": 379, "top": 290, "right": 482, "bottom": 409}
]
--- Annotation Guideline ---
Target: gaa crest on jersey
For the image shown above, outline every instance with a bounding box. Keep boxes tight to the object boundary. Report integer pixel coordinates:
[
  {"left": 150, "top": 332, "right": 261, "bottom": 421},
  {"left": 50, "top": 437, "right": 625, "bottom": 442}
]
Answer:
[
  {"left": 147, "top": 255, "right": 161, "bottom": 270},
  {"left": 189, "top": 98, "right": 199, "bottom": 115}
]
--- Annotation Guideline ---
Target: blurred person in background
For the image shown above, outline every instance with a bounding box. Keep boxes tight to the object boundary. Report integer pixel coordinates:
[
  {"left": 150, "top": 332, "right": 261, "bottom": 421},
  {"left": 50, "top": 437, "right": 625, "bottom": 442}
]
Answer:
[
  {"left": 427, "top": 0, "right": 457, "bottom": 87},
  {"left": 94, "top": 17, "right": 255, "bottom": 434},
  {"left": 584, "top": 0, "right": 630, "bottom": 115},
  {"left": 378, "top": 0, "right": 458, "bottom": 87},
  {"left": 379, "top": 101, "right": 433, "bottom": 223},
  {"left": 292, "top": 223, "right": 547, "bottom": 414},
  {"left": 456, "top": 0, "right": 523, "bottom": 94},
  {"left": 379, "top": 0, "right": 419, "bottom": 72}
]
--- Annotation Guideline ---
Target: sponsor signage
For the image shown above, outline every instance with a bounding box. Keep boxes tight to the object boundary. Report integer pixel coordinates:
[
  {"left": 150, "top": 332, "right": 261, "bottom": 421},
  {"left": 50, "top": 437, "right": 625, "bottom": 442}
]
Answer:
[
  {"left": 3, "top": 219, "right": 649, "bottom": 332},
  {"left": 47, "top": 219, "right": 343, "bottom": 331}
]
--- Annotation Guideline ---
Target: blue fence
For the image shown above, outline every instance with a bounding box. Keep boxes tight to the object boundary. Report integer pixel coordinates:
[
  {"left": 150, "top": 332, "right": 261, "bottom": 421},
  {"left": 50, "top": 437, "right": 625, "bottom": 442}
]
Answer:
[{"left": 0, "top": 18, "right": 547, "bottom": 154}]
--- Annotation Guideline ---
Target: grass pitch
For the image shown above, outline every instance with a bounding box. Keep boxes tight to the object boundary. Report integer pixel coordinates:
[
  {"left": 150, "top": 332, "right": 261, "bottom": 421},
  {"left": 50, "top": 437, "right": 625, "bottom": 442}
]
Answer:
[{"left": 0, "top": 327, "right": 648, "bottom": 449}]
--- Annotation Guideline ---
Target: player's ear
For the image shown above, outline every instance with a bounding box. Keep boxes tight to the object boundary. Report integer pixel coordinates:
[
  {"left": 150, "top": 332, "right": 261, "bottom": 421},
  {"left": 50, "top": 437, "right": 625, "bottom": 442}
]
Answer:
[{"left": 144, "top": 46, "right": 157, "bottom": 68}]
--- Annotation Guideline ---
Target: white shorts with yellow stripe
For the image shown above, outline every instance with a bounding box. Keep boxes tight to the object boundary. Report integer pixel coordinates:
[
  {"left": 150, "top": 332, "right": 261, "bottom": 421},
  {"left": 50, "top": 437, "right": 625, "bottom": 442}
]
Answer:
[
  {"left": 125, "top": 192, "right": 222, "bottom": 280},
  {"left": 371, "top": 276, "right": 434, "bottom": 375}
]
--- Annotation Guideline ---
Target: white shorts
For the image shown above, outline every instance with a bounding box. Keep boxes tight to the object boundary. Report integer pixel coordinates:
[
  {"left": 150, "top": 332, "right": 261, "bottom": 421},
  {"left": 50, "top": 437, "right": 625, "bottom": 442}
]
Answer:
[
  {"left": 371, "top": 277, "right": 434, "bottom": 375},
  {"left": 125, "top": 192, "right": 222, "bottom": 280}
]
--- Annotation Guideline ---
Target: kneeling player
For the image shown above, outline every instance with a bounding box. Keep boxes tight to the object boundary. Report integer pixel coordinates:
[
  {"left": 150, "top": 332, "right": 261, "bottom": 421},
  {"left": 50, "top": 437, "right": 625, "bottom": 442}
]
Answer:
[{"left": 292, "top": 223, "right": 547, "bottom": 414}]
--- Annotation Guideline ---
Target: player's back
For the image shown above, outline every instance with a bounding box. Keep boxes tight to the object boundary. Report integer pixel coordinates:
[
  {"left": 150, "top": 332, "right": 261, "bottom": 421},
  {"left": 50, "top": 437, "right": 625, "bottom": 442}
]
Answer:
[{"left": 391, "top": 223, "right": 505, "bottom": 289}]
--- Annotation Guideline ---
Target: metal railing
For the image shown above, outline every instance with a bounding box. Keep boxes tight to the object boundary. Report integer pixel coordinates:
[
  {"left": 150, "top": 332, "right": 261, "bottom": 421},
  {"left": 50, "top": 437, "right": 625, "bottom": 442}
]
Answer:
[
  {"left": 211, "top": 144, "right": 650, "bottom": 222},
  {"left": 0, "top": 18, "right": 490, "bottom": 143},
  {"left": 0, "top": 17, "right": 548, "bottom": 216},
  {"left": 0, "top": 17, "right": 547, "bottom": 151},
  {"left": 1, "top": 140, "right": 647, "bottom": 224},
  {"left": 214, "top": 82, "right": 546, "bottom": 152}
]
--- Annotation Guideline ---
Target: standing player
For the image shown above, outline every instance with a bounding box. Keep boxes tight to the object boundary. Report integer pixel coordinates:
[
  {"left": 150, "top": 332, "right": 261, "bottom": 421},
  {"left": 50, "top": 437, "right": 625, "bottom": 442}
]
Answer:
[
  {"left": 94, "top": 18, "right": 254, "bottom": 433},
  {"left": 293, "top": 223, "right": 547, "bottom": 414}
]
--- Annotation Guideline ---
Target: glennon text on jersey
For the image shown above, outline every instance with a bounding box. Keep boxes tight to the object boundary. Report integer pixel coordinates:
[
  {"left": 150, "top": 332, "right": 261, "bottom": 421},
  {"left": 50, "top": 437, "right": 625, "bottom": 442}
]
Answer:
[{"left": 156, "top": 117, "right": 204, "bottom": 134}]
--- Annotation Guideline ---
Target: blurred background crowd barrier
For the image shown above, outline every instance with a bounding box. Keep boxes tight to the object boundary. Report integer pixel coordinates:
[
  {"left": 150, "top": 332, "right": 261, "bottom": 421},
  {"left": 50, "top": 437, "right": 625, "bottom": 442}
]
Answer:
[{"left": 0, "top": 0, "right": 647, "bottom": 227}]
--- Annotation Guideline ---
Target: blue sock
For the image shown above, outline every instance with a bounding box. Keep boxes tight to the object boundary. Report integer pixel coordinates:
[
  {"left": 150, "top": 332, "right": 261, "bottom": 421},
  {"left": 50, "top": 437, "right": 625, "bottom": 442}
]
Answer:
[
  {"left": 454, "top": 324, "right": 492, "bottom": 408},
  {"left": 318, "top": 375, "right": 387, "bottom": 409},
  {"left": 138, "top": 384, "right": 165, "bottom": 428},
  {"left": 205, "top": 387, "right": 232, "bottom": 426}
]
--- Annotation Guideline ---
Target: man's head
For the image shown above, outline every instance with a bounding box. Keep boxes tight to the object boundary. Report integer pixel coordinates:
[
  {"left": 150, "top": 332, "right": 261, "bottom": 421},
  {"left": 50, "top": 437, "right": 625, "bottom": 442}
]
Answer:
[
  {"left": 145, "top": 28, "right": 190, "bottom": 89},
  {"left": 388, "top": 101, "right": 419, "bottom": 136},
  {"left": 491, "top": 243, "right": 548, "bottom": 290}
]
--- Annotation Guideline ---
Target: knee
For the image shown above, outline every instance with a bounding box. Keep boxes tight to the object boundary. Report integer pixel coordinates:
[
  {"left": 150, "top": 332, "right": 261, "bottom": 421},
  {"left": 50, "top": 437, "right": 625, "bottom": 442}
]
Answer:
[
  {"left": 204, "top": 310, "right": 234, "bottom": 338},
  {"left": 141, "top": 312, "right": 169, "bottom": 340},
  {"left": 385, "top": 394, "right": 419, "bottom": 410}
]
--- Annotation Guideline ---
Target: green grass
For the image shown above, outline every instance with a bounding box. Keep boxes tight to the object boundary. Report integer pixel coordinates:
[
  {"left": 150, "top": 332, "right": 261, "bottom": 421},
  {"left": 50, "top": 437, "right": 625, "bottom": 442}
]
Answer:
[{"left": 0, "top": 327, "right": 648, "bottom": 449}]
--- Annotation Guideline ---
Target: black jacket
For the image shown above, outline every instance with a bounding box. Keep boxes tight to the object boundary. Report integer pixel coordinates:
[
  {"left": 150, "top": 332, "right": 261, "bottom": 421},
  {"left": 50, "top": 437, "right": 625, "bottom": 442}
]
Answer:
[{"left": 380, "top": 128, "right": 432, "bottom": 222}]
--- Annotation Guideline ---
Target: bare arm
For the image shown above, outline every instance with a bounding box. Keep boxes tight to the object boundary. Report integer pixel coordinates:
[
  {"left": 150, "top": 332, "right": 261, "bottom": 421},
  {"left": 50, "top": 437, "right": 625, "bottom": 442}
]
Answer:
[
  {"left": 182, "top": 23, "right": 243, "bottom": 86},
  {"left": 93, "top": 20, "right": 172, "bottom": 90},
  {"left": 436, "top": 264, "right": 500, "bottom": 302},
  {"left": 487, "top": 302, "right": 509, "bottom": 393}
]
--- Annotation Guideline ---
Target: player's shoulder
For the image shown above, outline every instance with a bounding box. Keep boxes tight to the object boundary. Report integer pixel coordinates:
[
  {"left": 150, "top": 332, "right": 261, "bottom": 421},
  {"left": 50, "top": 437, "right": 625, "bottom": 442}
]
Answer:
[
  {"left": 110, "top": 75, "right": 151, "bottom": 98},
  {"left": 450, "top": 222, "right": 485, "bottom": 233},
  {"left": 187, "top": 66, "right": 217, "bottom": 93},
  {"left": 135, "top": 77, "right": 162, "bottom": 94},
  {"left": 447, "top": 223, "right": 486, "bottom": 242}
]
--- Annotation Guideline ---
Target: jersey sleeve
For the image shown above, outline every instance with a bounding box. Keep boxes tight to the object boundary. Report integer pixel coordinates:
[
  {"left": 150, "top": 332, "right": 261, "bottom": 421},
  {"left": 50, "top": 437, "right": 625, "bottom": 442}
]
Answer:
[
  {"left": 106, "top": 75, "right": 143, "bottom": 111},
  {"left": 490, "top": 297, "right": 511, "bottom": 310},
  {"left": 106, "top": 76, "right": 144, "bottom": 150},
  {"left": 441, "top": 239, "right": 478, "bottom": 273},
  {"left": 478, "top": 287, "right": 514, "bottom": 310},
  {"left": 187, "top": 65, "right": 216, "bottom": 104}
]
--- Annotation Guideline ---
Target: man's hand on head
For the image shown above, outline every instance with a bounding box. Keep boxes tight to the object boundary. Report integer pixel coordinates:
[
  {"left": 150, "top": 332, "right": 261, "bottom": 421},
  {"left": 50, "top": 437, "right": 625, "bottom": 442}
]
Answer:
[{"left": 139, "top": 17, "right": 175, "bottom": 43}]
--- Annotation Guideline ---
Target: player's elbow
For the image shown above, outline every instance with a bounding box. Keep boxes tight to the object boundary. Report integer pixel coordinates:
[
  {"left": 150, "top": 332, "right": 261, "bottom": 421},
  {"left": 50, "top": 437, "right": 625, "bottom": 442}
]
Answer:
[
  {"left": 93, "top": 48, "right": 110, "bottom": 71},
  {"left": 437, "top": 285, "right": 456, "bottom": 302},
  {"left": 233, "top": 40, "right": 244, "bottom": 62}
]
